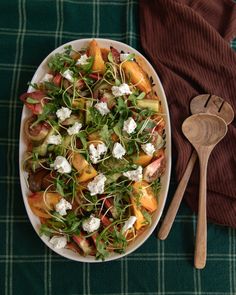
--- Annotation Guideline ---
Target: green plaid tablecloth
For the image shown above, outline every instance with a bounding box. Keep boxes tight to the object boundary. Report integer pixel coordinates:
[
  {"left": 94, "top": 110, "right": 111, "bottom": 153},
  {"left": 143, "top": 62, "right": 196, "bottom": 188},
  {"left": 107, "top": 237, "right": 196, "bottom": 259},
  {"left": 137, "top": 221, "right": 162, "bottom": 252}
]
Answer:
[{"left": 0, "top": 1, "right": 236, "bottom": 295}]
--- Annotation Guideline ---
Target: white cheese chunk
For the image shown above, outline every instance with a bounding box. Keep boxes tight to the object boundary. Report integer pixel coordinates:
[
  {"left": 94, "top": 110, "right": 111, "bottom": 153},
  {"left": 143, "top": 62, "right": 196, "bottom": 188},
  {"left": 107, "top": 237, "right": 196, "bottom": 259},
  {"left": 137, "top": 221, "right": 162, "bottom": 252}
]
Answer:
[
  {"left": 55, "top": 198, "right": 72, "bottom": 216},
  {"left": 123, "top": 166, "right": 143, "bottom": 182},
  {"left": 87, "top": 173, "right": 107, "bottom": 196},
  {"left": 56, "top": 107, "right": 72, "bottom": 122},
  {"left": 120, "top": 53, "right": 133, "bottom": 62},
  {"left": 46, "top": 134, "right": 62, "bottom": 145},
  {"left": 123, "top": 117, "right": 137, "bottom": 134},
  {"left": 49, "top": 235, "right": 67, "bottom": 249},
  {"left": 40, "top": 73, "right": 53, "bottom": 83},
  {"left": 89, "top": 143, "right": 107, "bottom": 164},
  {"left": 122, "top": 216, "right": 137, "bottom": 233},
  {"left": 112, "top": 142, "right": 126, "bottom": 159},
  {"left": 82, "top": 215, "right": 100, "bottom": 233},
  {"left": 67, "top": 122, "right": 82, "bottom": 135},
  {"left": 111, "top": 83, "right": 132, "bottom": 97},
  {"left": 141, "top": 143, "right": 156, "bottom": 156},
  {"left": 76, "top": 54, "right": 89, "bottom": 65},
  {"left": 53, "top": 156, "right": 72, "bottom": 174},
  {"left": 94, "top": 102, "right": 110, "bottom": 116},
  {"left": 61, "top": 69, "right": 74, "bottom": 83}
]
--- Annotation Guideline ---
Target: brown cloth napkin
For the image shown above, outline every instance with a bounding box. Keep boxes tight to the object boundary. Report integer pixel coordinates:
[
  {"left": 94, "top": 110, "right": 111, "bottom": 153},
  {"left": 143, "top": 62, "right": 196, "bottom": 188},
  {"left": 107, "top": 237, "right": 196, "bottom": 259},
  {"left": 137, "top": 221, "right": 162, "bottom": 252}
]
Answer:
[{"left": 139, "top": 0, "right": 236, "bottom": 227}]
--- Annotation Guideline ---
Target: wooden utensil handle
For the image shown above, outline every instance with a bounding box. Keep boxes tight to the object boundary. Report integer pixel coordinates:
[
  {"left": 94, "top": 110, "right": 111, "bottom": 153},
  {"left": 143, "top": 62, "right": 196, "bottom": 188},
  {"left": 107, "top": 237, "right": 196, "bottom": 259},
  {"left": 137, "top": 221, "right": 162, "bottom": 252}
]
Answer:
[
  {"left": 194, "top": 152, "right": 208, "bottom": 269},
  {"left": 158, "top": 151, "right": 198, "bottom": 240}
]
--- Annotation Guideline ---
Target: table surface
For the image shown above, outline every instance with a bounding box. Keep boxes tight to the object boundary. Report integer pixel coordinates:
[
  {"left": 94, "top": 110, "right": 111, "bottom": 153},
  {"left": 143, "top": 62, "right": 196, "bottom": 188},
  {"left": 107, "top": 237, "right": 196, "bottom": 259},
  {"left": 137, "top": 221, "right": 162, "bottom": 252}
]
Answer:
[{"left": 0, "top": 1, "right": 236, "bottom": 295}]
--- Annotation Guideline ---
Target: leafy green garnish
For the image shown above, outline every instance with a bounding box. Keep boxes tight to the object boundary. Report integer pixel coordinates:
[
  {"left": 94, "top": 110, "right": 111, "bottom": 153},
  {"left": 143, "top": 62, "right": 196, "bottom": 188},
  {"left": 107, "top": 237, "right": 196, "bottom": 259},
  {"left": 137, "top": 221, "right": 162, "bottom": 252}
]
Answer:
[
  {"left": 40, "top": 211, "right": 81, "bottom": 236},
  {"left": 151, "top": 178, "right": 161, "bottom": 196},
  {"left": 77, "top": 56, "right": 94, "bottom": 73},
  {"left": 48, "top": 51, "right": 75, "bottom": 73},
  {"left": 32, "top": 103, "right": 57, "bottom": 126},
  {"left": 142, "top": 210, "right": 152, "bottom": 226},
  {"left": 26, "top": 97, "right": 39, "bottom": 104},
  {"left": 99, "top": 125, "right": 111, "bottom": 145},
  {"left": 107, "top": 52, "right": 114, "bottom": 63}
]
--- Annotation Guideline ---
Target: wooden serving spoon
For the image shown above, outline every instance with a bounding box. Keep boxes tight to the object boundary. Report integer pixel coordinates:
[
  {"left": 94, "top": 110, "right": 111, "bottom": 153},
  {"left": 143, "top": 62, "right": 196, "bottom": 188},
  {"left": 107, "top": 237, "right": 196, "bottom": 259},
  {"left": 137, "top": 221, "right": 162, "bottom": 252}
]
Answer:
[
  {"left": 182, "top": 113, "right": 227, "bottom": 269},
  {"left": 158, "top": 94, "right": 234, "bottom": 240}
]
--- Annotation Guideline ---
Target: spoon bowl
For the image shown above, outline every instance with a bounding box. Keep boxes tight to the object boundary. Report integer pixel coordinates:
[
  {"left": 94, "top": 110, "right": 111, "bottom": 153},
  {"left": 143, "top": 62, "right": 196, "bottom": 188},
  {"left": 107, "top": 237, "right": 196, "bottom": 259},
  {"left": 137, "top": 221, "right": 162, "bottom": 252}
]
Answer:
[
  {"left": 182, "top": 113, "right": 228, "bottom": 148},
  {"left": 182, "top": 113, "right": 227, "bottom": 269}
]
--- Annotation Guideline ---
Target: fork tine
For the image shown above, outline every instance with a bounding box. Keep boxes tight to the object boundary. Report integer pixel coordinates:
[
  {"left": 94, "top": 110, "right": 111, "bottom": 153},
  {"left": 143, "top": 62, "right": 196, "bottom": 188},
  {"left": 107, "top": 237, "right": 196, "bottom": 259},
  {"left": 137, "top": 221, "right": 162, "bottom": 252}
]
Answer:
[
  {"left": 218, "top": 101, "right": 225, "bottom": 112},
  {"left": 203, "top": 94, "right": 212, "bottom": 107},
  {"left": 190, "top": 94, "right": 234, "bottom": 125}
]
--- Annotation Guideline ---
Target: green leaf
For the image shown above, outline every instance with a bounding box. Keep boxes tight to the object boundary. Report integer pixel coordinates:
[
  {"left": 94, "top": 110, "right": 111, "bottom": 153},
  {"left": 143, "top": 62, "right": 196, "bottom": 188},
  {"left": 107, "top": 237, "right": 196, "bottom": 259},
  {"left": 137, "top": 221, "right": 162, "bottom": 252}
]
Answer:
[
  {"left": 142, "top": 210, "right": 152, "bottom": 225},
  {"left": 108, "top": 52, "right": 114, "bottom": 63},
  {"left": 113, "top": 124, "right": 122, "bottom": 140},
  {"left": 39, "top": 224, "right": 58, "bottom": 237},
  {"left": 78, "top": 56, "right": 94, "bottom": 73},
  {"left": 99, "top": 125, "right": 110, "bottom": 144},
  {"left": 34, "top": 103, "right": 57, "bottom": 125},
  {"left": 126, "top": 53, "right": 135, "bottom": 61},
  {"left": 26, "top": 97, "right": 39, "bottom": 104},
  {"left": 27, "top": 82, "right": 39, "bottom": 90},
  {"left": 115, "top": 78, "right": 121, "bottom": 86},
  {"left": 64, "top": 45, "right": 73, "bottom": 55},
  {"left": 47, "top": 46, "right": 78, "bottom": 73},
  {"left": 44, "top": 81, "right": 62, "bottom": 93},
  {"left": 151, "top": 178, "right": 161, "bottom": 196},
  {"left": 136, "top": 92, "right": 146, "bottom": 100},
  {"left": 56, "top": 179, "right": 65, "bottom": 196},
  {"left": 77, "top": 130, "right": 88, "bottom": 149}
]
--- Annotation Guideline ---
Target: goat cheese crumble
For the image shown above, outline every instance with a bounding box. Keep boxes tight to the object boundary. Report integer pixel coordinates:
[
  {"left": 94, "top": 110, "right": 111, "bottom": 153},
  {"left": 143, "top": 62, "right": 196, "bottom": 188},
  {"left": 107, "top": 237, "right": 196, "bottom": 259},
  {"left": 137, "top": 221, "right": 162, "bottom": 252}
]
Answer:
[
  {"left": 53, "top": 156, "right": 72, "bottom": 174},
  {"left": 123, "top": 117, "right": 137, "bottom": 134},
  {"left": 89, "top": 143, "right": 108, "bottom": 164},
  {"left": 67, "top": 122, "right": 82, "bottom": 135},
  {"left": 49, "top": 235, "right": 67, "bottom": 249},
  {"left": 112, "top": 142, "right": 126, "bottom": 159},
  {"left": 56, "top": 107, "right": 72, "bottom": 122},
  {"left": 61, "top": 69, "right": 74, "bottom": 83},
  {"left": 76, "top": 54, "right": 89, "bottom": 65},
  {"left": 94, "top": 102, "right": 110, "bottom": 116},
  {"left": 87, "top": 173, "right": 107, "bottom": 196},
  {"left": 111, "top": 83, "right": 132, "bottom": 97},
  {"left": 82, "top": 215, "right": 101, "bottom": 233},
  {"left": 55, "top": 198, "right": 72, "bottom": 216},
  {"left": 141, "top": 143, "right": 156, "bottom": 156},
  {"left": 122, "top": 216, "right": 137, "bottom": 233},
  {"left": 123, "top": 166, "right": 143, "bottom": 182},
  {"left": 46, "top": 134, "right": 62, "bottom": 145}
]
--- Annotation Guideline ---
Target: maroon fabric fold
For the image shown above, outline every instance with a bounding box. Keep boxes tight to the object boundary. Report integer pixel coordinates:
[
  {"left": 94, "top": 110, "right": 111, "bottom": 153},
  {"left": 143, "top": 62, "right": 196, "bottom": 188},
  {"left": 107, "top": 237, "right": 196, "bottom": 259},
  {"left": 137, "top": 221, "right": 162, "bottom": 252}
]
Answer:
[{"left": 139, "top": 0, "right": 236, "bottom": 227}]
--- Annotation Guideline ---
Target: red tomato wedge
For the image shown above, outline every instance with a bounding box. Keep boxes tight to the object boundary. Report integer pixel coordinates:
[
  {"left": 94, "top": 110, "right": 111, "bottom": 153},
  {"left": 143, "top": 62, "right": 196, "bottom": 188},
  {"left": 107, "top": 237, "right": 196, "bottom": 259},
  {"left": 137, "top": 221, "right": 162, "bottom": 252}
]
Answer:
[{"left": 20, "top": 91, "right": 45, "bottom": 114}]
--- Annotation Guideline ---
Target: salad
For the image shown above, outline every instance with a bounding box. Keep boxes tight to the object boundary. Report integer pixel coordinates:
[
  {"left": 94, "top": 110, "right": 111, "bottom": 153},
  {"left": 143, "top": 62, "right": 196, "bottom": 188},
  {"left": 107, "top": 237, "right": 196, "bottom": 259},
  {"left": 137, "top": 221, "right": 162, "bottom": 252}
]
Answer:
[{"left": 20, "top": 39, "right": 166, "bottom": 260}]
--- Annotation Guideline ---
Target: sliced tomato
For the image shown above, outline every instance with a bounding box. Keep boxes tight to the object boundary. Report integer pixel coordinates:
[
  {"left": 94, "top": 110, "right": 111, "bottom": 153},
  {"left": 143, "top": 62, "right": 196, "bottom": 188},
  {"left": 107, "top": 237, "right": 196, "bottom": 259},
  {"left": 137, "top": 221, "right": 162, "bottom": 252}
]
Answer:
[
  {"left": 110, "top": 47, "right": 120, "bottom": 63},
  {"left": 73, "top": 234, "right": 93, "bottom": 255},
  {"left": 143, "top": 150, "right": 166, "bottom": 183},
  {"left": 88, "top": 73, "right": 101, "bottom": 80},
  {"left": 20, "top": 91, "right": 45, "bottom": 114},
  {"left": 153, "top": 115, "right": 165, "bottom": 135},
  {"left": 28, "top": 192, "right": 61, "bottom": 219},
  {"left": 104, "top": 198, "right": 119, "bottom": 219},
  {"left": 100, "top": 96, "right": 108, "bottom": 103},
  {"left": 52, "top": 73, "right": 62, "bottom": 86},
  {"left": 100, "top": 214, "right": 113, "bottom": 231}
]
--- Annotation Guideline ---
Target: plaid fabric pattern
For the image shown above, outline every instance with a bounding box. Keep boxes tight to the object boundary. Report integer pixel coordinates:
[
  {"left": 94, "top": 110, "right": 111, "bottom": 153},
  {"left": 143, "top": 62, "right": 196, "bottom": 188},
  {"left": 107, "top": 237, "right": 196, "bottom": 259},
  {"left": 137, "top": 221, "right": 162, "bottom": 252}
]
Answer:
[{"left": 0, "top": 1, "right": 235, "bottom": 294}]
